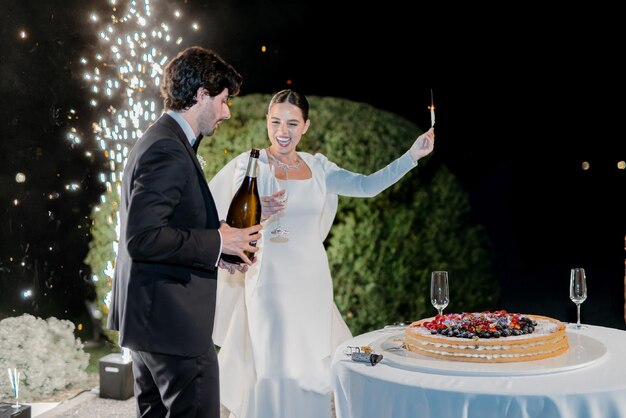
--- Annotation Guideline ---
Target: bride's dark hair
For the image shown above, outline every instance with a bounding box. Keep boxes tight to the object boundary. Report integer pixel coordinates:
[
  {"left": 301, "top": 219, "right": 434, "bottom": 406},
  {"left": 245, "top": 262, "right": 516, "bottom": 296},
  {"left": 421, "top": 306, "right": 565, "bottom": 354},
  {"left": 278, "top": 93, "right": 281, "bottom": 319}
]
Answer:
[{"left": 268, "top": 89, "right": 310, "bottom": 120}]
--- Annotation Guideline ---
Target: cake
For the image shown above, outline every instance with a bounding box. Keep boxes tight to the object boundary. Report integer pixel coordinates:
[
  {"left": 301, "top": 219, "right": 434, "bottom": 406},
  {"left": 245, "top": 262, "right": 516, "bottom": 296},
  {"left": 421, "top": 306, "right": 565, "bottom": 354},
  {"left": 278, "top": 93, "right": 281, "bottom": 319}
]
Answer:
[{"left": 404, "top": 311, "right": 569, "bottom": 363}]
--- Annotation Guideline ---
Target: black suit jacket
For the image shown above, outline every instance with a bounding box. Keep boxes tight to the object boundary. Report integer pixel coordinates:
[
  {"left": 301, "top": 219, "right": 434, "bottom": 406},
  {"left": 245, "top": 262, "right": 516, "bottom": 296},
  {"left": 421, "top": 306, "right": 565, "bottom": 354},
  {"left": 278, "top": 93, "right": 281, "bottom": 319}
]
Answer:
[{"left": 107, "top": 113, "right": 222, "bottom": 357}]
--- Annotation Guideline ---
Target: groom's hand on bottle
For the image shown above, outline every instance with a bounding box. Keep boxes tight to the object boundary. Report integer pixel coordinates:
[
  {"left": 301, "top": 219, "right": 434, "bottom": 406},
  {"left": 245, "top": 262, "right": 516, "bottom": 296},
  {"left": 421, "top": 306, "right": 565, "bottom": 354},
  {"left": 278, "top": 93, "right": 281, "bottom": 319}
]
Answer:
[{"left": 219, "top": 222, "right": 262, "bottom": 265}]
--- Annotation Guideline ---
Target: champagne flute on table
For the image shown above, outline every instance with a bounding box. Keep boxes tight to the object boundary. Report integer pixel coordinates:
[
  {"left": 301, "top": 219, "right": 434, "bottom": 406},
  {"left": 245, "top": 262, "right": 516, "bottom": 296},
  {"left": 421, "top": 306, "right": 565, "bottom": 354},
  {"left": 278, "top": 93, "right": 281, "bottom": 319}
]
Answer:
[
  {"left": 430, "top": 271, "right": 449, "bottom": 316},
  {"left": 569, "top": 267, "right": 588, "bottom": 329},
  {"left": 268, "top": 164, "right": 289, "bottom": 243}
]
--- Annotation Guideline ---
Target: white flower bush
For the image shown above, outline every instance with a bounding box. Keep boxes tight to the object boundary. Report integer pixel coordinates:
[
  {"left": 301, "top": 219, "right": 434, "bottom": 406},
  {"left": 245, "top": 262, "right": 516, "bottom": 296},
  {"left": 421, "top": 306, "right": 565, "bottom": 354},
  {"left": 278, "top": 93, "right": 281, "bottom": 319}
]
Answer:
[{"left": 0, "top": 314, "right": 90, "bottom": 401}]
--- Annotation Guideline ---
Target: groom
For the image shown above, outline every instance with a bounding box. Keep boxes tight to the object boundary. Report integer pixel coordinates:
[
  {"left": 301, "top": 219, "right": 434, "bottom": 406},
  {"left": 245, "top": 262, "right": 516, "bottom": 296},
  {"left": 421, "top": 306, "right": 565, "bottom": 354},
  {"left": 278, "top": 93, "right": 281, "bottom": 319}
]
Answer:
[{"left": 107, "top": 46, "right": 262, "bottom": 417}]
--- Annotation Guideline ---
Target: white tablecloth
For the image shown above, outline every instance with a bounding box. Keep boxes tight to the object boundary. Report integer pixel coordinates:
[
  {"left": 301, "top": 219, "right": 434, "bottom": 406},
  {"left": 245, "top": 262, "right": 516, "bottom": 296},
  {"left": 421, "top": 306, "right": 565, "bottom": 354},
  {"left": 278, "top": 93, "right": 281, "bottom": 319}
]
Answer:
[{"left": 331, "top": 324, "right": 626, "bottom": 418}]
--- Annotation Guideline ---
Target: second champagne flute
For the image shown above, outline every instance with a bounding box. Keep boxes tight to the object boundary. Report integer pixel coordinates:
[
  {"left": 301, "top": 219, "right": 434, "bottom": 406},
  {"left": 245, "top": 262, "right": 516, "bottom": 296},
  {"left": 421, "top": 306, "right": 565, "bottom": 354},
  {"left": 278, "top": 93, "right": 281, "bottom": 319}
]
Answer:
[
  {"left": 569, "top": 267, "right": 588, "bottom": 329},
  {"left": 430, "top": 271, "right": 449, "bottom": 316}
]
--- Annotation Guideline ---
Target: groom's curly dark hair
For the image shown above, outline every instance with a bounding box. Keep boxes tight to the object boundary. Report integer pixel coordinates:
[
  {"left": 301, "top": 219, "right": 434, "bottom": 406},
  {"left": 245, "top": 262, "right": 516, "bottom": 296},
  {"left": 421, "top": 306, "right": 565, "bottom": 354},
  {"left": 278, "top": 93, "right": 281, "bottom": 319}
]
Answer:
[{"left": 161, "top": 46, "right": 243, "bottom": 111}]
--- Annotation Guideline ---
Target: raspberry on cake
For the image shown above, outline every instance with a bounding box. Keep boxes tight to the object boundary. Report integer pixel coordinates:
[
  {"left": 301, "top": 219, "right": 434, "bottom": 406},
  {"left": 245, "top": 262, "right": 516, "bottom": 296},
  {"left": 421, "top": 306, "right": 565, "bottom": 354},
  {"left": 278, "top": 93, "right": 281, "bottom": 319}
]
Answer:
[{"left": 404, "top": 311, "right": 569, "bottom": 363}]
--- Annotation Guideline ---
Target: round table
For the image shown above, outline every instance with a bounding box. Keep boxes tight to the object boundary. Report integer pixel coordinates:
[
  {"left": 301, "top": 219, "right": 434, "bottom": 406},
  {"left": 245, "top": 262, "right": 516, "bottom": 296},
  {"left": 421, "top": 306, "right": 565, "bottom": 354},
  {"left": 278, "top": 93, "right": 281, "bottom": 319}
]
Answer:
[{"left": 331, "top": 324, "right": 626, "bottom": 418}]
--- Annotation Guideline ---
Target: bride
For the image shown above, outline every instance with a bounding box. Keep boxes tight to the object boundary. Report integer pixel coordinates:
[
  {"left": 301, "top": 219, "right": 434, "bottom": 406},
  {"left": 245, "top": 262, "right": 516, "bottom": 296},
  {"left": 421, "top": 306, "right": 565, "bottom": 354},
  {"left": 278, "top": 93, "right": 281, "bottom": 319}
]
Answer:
[{"left": 209, "top": 89, "right": 435, "bottom": 418}]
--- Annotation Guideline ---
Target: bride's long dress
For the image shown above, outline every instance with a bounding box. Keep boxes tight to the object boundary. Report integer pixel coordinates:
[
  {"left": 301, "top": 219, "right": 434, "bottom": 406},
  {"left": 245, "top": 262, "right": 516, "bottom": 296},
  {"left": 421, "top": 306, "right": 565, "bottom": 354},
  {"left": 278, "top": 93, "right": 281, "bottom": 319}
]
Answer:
[{"left": 209, "top": 149, "right": 417, "bottom": 418}]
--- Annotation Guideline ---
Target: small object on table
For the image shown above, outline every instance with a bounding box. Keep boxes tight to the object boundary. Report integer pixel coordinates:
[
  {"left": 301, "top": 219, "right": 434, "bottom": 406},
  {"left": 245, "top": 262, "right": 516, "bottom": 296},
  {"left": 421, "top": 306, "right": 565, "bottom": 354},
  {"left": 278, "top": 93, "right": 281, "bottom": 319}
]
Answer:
[
  {"left": 384, "top": 321, "right": 412, "bottom": 329},
  {"left": 344, "top": 345, "right": 372, "bottom": 355},
  {"left": 351, "top": 352, "right": 383, "bottom": 366},
  {"left": 344, "top": 345, "right": 383, "bottom": 365}
]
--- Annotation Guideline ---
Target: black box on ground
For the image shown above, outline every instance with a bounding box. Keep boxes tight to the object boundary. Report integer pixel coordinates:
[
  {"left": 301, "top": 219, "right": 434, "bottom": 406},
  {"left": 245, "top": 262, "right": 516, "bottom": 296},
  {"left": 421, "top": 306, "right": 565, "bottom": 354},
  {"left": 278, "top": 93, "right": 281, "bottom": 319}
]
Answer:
[
  {"left": 99, "top": 352, "right": 134, "bottom": 400},
  {"left": 0, "top": 403, "right": 31, "bottom": 418}
]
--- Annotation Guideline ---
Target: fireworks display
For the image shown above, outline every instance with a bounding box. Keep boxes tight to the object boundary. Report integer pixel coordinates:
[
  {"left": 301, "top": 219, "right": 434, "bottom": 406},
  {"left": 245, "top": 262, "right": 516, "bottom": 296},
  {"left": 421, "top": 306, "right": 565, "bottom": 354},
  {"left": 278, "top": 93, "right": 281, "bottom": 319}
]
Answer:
[{"left": 70, "top": 0, "right": 200, "bottom": 192}]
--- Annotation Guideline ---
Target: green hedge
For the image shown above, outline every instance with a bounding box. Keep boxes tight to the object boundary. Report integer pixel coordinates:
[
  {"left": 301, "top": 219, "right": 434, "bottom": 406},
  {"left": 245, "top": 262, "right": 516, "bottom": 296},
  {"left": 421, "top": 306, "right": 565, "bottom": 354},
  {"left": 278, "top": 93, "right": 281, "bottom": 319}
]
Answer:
[
  {"left": 84, "top": 184, "right": 120, "bottom": 344},
  {"left": 85, "top": 94, "right": 497, "bottom": 340}
]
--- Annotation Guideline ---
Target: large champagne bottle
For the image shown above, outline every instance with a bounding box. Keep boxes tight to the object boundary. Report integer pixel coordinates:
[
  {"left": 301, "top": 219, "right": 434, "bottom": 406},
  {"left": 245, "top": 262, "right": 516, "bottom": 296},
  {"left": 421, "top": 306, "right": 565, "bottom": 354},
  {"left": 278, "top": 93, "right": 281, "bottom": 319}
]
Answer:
[{"left": 221, "top": 149, "right": 262, "bottom": 264}]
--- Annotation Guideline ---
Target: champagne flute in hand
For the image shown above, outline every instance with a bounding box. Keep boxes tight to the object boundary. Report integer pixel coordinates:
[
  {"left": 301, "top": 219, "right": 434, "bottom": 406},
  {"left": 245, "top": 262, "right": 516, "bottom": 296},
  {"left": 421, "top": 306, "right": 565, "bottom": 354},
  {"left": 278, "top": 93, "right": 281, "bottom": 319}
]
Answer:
[
  {"left": 269, "top": 164, "right": 289, "bottom": 243},
  {"left": 430, "top": 271, "right": 449, "bottom": 316},
  {"left": 569, "top": 267, "right": 588, "bottom": 329}
]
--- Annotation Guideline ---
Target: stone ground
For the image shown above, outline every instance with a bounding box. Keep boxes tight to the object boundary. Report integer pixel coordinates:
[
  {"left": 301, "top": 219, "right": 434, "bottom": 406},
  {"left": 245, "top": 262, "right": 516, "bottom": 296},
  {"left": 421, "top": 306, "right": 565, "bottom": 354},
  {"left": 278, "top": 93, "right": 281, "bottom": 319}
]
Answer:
[
  {"left": 34, "top": 390, "right": 135, "bottom": 417},
  {"left": 27, "top": 374, "right": 134, "bottom": 417},
  {"left": 31, "top": 376, "right": 336, "bottom": 417}
]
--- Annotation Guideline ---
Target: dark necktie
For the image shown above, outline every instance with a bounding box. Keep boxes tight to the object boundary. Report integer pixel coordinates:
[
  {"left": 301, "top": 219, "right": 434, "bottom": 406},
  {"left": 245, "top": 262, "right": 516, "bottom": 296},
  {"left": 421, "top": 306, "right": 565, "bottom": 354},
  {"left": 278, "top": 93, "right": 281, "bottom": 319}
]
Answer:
[{"left": 192, "top": 135, "right": 203, "bottom": 154}]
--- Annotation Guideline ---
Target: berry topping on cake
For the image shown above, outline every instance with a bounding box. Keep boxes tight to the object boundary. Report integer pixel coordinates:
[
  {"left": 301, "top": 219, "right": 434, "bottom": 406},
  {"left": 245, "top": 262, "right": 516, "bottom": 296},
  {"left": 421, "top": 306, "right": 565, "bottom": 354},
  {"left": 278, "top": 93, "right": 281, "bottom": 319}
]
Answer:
[{"left": 413, "top": 310, "right": 538, "bottom": 339}]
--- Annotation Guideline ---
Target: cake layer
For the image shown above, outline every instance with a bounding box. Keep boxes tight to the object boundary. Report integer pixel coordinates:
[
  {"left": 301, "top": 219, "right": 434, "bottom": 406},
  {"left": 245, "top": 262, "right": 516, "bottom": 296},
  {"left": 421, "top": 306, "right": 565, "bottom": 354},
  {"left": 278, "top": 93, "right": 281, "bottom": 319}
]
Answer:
[{"left": 404, "top": 313, "right": 569, "bottom": 363}]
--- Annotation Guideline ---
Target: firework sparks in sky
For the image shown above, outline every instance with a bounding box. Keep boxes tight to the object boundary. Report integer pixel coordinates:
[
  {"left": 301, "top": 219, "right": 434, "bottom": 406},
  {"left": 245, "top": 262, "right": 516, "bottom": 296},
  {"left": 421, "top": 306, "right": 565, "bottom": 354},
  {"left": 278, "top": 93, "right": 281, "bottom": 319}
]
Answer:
[{"left": 68, "top": 0, "right": 200, "bottom": 194}]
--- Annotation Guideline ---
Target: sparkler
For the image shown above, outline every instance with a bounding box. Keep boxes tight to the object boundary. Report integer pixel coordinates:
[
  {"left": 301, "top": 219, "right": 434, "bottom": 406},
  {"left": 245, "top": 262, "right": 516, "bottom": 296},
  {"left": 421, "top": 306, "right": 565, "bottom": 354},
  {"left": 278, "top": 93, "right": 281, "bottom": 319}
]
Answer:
[{"left": 429, "top": 89, "right": 435, "bottom": 127}]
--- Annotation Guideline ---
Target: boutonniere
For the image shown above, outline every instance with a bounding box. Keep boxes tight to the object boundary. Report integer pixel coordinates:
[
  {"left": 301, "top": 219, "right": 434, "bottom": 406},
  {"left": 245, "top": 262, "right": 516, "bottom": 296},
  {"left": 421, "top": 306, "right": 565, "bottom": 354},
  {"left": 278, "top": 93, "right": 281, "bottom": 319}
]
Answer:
[{"left": 197, "top": 154, "right": 206, "bottom": 169}]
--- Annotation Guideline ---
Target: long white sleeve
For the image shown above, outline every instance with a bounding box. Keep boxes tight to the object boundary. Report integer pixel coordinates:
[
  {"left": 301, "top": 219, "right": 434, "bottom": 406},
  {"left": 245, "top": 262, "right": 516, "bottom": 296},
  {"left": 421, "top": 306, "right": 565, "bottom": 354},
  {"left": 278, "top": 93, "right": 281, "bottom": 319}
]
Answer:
[{"left": 317, "top": 150, "right": 417, "bottom": 197}]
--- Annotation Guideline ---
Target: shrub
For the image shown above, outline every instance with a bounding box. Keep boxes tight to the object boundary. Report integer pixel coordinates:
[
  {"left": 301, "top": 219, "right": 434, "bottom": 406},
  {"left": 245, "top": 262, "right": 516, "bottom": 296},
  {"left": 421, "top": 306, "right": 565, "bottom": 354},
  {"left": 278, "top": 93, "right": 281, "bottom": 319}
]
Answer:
[
  {"left": 84, "top": 185, "right": 120, "bottom": 345},
  {"left": 0, "top": 314, "right": 89, "bottom": 401}
]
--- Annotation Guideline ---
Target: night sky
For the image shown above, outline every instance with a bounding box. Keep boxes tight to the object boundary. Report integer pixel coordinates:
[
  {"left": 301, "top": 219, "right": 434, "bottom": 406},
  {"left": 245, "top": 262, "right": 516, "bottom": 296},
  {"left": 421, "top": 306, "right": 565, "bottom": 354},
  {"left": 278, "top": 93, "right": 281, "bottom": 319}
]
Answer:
[{"left": 1, "top": 1, "right": 625, "bottom": 332}]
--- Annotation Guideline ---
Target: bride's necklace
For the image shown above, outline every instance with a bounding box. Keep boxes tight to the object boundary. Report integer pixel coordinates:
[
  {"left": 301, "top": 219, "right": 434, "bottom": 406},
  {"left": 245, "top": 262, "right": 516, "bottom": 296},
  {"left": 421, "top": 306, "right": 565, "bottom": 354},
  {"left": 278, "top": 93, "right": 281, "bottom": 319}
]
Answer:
[{"left": 267, "top": 149, "right": 302, "bottom": 170}]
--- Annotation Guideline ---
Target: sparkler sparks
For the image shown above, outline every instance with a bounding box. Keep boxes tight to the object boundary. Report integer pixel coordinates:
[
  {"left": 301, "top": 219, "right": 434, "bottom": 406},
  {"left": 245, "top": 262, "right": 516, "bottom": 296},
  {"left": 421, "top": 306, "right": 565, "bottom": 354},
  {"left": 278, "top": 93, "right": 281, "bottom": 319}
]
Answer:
[{"left": 71, "top": 0, "right": 192, "bottom": 192}]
